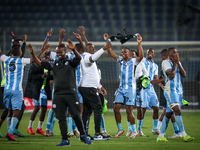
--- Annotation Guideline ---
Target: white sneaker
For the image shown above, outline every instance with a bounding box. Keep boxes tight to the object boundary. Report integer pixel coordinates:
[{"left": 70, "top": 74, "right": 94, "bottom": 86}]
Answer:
[
  {"left": 126, "top": 130, "right": 132, "bottom": 137},
  {"left": 137, "top": 129, "right": 146, "bottom": 136},
  {"left": 102, "top": 131, "right": 111, "bottom": 137},
  {"left": 129, "top": 132, "right": 138, "bottom": 139},
  {"left": 94, "top": 134, "right": 110, "bottom": 140},
  {"left": 73, "top": 129, "right": 80, "bottom": 138},
  {"left": 168, "top": 133, "right": 182, "bottom": 138},
  {"left": 67, "top": 131, "right": 74, "bottom": 137}
]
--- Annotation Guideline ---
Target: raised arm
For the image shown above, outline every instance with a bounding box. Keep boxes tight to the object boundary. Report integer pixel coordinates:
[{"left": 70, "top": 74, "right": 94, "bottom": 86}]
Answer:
[
  {"left": 29, "top": 44, "right": 42, "bottom": 66},
  {"left": 177, "top": 61, "right": 186, "bottom": 78},
  {"left": 37, "top": 44, "right": 51, "bottom": 60},
  {"left": 67, "top": 39, "right": 81, "bottom": 59},
  {"left": 78, "top": 26, "right": 88, "bottom": 45},
  {"left": 136, "top": 34, "right": 144, "bottom": 62},
  {"left": 59, "top": 29, "right": 66, "bottom": 45},
  {"left": 41, "top": 28, "right": 53, "bottom": 51},
  {"left": 73, "top": 32, "right": 84, "bottom": 52},
  {"left": 103, "top": 33, "right": 117, "bottom": 60},
  {"left": 21, "top": 34, "right": 27, "bottom": 57},
  {"left": 165, "top": 54, "right": 179, "bottom": 78}
]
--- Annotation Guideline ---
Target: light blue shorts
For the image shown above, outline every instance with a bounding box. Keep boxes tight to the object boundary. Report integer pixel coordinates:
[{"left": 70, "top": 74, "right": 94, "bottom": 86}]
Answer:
[
  {"left": 164, "top": 92, "right": 183, "bottom": 113},
  {"left": 114, "top": 88, "right": 136, "bottom": 106},
  {"left": 142, "top": 87, "right": 159, "bottom": 109},
  {"left": 3, "top": 89, "right": 23, "bottom": 110},
  {"left": 135, "top": 88, "right": 145, "bottom": 107},
  {"left": 33, "top": 89, "right": 47, "bottom": 106}
]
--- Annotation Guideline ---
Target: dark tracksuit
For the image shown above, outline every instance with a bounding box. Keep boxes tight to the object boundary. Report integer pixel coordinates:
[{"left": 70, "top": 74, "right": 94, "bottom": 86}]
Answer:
[{"left": 41, "top": 56, "right": 85, "bottom": 140}]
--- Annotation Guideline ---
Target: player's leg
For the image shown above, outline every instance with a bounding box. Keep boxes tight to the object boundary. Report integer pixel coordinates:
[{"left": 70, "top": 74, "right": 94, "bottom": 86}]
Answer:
[
  {"left": 45, "top": 108, "right": 55, "bottom": 136},
  {"left": 49, "top": 114, "right": 56, "bottom": 136},
  {"left": 36, "top": 89, "right": 48, "bottom": 136},
  {"left": 157, "top": 108, "right": 166, "bottom": 130},
  {"left": 67, "top": 110, "right": 74, "bottom": 137},
  {"left": 168, "top": 113, "right": 181, "bottom": 138},
  {"left": 136, "top": 88, "right": 146, "bottom": 136},
  {"left": 53, "top": 94, "right": 70, "bottom": 146},
  {"left": 27, "top": 99, "right": 40, "bottom": 135},
  {"left": 149, "top": 89, "right": 160, "bottom": 135},
  {"left": 0, "top": 108, "right": 8, "bottom": 137},
  {"left": 13, "top": 100, "right": 26, "bottom": 137},
  {"left": 157, "top": 111, "right": 172, "bottom": 142},
  {"left": 67, "top": 93, "right": 92, "bottom": 145},
  {"left": 6, "top": 90, "right": 23, "bottom": 141}
]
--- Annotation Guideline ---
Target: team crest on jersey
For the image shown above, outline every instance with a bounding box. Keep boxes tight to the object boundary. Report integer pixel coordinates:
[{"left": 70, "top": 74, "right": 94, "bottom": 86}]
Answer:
[{"left": 65, "top": 61, "right": 69, "bottom": 65}]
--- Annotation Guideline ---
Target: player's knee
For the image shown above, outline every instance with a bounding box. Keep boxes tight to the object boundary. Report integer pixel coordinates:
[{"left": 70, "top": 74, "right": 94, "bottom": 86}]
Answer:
[{"left": 114, "top": 107, "right": 120, "bottom": 113}]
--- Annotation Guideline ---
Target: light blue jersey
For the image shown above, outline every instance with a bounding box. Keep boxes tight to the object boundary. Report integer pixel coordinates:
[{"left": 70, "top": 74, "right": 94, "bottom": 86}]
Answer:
[
  {"left": 162, "top": 59, "right": 184, "bottom": 111},
  {"left": 0, "top": 55, "right": 31, "bottom": 110},
  {"left": 114, "top": 56, "right": 137, "bottom": 105},
  {"left": 0, "top": 55, "right": 31, "bottom": 91},
  {"left": 162, "top": 59, "right": 183, "bottom": 94},
  {"left": 117, "top": 56, "right": 138, "bottom": 89},
  {"left": 142, "top": 58, "right": 158, "bottom": 89},
  {"left": 141, "top": 58, "right": 159, "bottom": 108}
]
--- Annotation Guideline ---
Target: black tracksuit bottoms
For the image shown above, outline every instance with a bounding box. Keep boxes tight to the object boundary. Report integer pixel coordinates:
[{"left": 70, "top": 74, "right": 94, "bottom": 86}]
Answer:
[
  {"left": 78, "top": 87, "right": 102, "bottom": 134},
  {"left": 53, "top": 93, "right": 85, "bottom": 140}
]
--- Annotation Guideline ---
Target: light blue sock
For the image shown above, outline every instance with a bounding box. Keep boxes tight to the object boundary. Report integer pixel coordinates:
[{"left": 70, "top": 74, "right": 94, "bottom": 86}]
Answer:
[
  {"left": 50, "top": 117, "right": 56, "bottom": 133},
  {"left": 46, "top": 109, "right": 55, "bottom": 130},
  {"left": 137, "top": 119, "right": 144, "bottom": 130},
  {"left": 8, "top": 117, "right": 18, "bottom": 134},
  {"left": 175, "top": 116, "right": 185, "bottom": 132},
  {"left": 127, "top": 121, "right": 132, "bottom": 131},
  {"left": 101, "top": 115, "right": 106, "bottom": 132},
  {"left": 160, "top": 116, "right": 170, "bottom": 134},
  {"left": 117, "top": 122, "right": 123, "bottom": 131},
  {"left": 7, "top": 117, "right": 11, "bottom": 131},
  {"left": 72, "top": 119, "right": 76, "bottom": 130},
  {"left": 153, "top": 119, "right": 159, "bottom": 131},
  {"left": 67, "top": 117, "right": 73, "bottom": 132},
  {"left": 172, "top": 122, "right": 180, "bottom": 134},
  {"left": 131, "top": 124, "right": 137, "bottom": 133}
]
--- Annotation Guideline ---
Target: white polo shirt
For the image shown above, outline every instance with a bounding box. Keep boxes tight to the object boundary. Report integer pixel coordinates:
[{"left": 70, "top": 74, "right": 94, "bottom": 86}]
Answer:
[{"left": 79, "top": 48, "right": 105, "bottom": 88}]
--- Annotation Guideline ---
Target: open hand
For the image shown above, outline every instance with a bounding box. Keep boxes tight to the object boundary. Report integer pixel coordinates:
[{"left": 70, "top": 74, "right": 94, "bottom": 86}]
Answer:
[
  {"left": 78, "top": 26, "right": 85, "bottom": 36},
  {"left": 59, "top": 29, "right": 66, "bottom": 39}
]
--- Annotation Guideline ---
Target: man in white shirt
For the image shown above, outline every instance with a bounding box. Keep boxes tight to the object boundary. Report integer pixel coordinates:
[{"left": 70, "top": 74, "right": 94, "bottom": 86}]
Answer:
[{"left": 78, "top": 41, "right": 111, "bottom": 140}]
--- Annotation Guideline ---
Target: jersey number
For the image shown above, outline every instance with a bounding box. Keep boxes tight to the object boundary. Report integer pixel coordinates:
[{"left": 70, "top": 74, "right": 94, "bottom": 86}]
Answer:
[{"left": 9, "top": 63, "right": 16, "bottom": 72}]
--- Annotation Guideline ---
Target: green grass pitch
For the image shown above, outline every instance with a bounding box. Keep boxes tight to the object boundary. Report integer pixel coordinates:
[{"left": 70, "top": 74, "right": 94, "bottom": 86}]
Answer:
[{"left": 0, "top": 110, "right": 199, "bottom": 150}]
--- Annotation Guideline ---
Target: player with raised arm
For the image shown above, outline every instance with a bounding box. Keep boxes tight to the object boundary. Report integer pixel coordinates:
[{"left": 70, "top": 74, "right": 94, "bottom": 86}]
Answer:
[
  {"left": 0, "top": 34, "right": 28, "bottom": 138},
  {"left": 127, "top": 50, "right": 148, "bottom": 137},
  {"left": 29, "top": 37, "right": 92, "bottom": 146},
  {"left": 157, "top": 47, "right": 194, "bottom": 142},
  {"left": 104, "top": 33, "right": 144, "bottom": 139},
  {"left": 152, "top": 49, "right": 181, "bottom": 138},
  {"left": 26, "top": 29, "right": 53, "bottom": 136},
  {"left": 0, "top": 36, "right": 37, "bottom": 141},
  {"left": 78, "top": 36, "right": 112, "bottom": 140}
]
